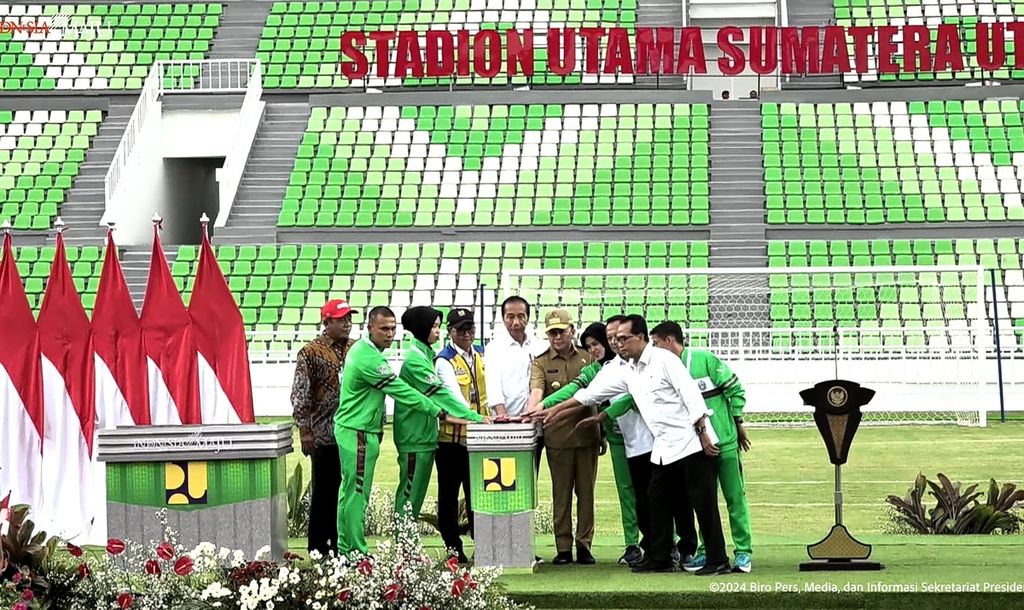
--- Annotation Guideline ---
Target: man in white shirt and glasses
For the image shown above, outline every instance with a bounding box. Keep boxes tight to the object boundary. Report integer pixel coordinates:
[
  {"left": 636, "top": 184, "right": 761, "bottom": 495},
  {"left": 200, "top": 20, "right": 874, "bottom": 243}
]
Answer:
[
  {"left": 544, "top": 314, "right": 730, "bottom": 575},
  {"left": 484, "top": 295, "right": 547, "bottom": 469}
]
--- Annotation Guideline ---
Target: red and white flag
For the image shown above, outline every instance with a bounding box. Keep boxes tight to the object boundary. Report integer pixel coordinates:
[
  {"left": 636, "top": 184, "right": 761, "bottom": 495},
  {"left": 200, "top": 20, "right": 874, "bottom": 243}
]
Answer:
[
  {"left": 189, "top": 223, "right": 254, "bottom": 423},
  {"left": 93, "top": 228, "right": 150, "bottom": 429},
  {"left": 0, "top": 232, "right": 44, "bottom": 513},
  {"left": 37, "top": 230, "right": 96, "bottom": 539},
  {"left": 140, "top": 224, "right": 200, "bottom": 425}
]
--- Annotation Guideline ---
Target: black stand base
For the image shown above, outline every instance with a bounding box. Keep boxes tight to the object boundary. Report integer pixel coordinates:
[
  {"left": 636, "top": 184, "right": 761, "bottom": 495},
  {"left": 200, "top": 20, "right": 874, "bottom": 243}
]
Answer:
[{"left": 800, "top": 559, "right": 884, "bottom": 572}]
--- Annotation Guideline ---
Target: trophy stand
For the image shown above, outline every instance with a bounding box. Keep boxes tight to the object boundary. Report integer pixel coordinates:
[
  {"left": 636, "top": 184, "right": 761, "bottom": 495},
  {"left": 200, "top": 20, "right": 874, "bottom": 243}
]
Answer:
[{"left": 798, "top": 346, "right": 884, "bottom": 571}]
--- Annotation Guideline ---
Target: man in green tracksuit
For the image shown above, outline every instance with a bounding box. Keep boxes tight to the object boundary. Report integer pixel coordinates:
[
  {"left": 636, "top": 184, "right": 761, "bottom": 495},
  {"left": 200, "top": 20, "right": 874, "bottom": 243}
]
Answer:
[
  {"left": 528, "top": 319, "right": 643, "bottom": 566},
  {"left": 334, "top": 306, "right": 445, "bottom": 557},
  {"left": 394, "top": 306, "right": 487, "bottom": 519},
  {"left": 650, "top": 321, "right": 753, "bottom": 574}
]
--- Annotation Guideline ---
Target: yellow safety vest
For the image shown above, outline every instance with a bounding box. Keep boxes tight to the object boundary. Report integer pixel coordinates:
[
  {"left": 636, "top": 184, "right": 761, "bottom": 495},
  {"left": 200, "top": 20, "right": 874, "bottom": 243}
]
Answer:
[{"left": 436, "top": 346, "right": 487, "bottom": 445}]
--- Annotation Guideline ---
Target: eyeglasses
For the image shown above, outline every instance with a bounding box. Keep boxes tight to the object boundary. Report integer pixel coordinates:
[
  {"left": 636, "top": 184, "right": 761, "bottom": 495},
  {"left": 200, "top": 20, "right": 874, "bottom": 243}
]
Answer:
[
  {"left": 452, "top": 326, "right": 476, "bottom": 335},
  {"left": 547, "top": 328, "right": 568, "bottom": 336},
  {"left": 614, "top": 334, "right": 640, "bottom": 343}
]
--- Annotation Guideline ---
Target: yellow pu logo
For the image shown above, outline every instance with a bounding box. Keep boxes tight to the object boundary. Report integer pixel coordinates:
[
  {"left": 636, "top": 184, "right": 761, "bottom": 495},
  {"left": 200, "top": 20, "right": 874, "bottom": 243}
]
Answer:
[
  {"left": 165, "top": 461, "right": 209, "bottom": 505},
  {"left": 483, "top": 457, "right": 517, "bottom": 492}
]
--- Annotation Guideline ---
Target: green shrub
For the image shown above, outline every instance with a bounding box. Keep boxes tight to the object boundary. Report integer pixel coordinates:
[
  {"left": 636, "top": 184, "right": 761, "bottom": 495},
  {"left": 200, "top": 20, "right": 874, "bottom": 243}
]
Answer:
[{"left": 885, "top": 473, "right": 1024, "bottom": 535}]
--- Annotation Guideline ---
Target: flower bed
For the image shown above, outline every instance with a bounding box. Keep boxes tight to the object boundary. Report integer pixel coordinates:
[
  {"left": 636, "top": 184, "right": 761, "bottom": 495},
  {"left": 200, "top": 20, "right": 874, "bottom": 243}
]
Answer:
[{"left": 1, "top": 504, "right": 529, "bottom": 610}]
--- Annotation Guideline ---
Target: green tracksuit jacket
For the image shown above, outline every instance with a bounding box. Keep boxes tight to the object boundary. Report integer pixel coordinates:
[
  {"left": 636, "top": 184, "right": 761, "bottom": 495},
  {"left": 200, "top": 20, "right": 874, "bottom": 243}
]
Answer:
[
  {"left": 681, "top": 348, "right": 745, "bottom": 453},
  {"left": 393, "top": 338, "right": 484, "bottom": 453},
  {"left": 333, "top": 336, "right": 438, "bottom": 433}
]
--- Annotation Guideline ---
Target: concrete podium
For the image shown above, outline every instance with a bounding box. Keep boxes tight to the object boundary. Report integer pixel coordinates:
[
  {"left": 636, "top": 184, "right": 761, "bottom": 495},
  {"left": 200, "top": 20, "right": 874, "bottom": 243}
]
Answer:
[
  {"left": 96, "top": 424, "right": 293, "bottom": 560},
  {"left": 466, "top": 422, "right": 539, "bottom": 572}
]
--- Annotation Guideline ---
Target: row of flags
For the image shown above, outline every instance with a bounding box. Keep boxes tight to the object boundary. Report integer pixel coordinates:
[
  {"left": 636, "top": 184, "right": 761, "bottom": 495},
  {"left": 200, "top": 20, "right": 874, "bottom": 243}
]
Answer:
[{"left": 0, "top": 219, "right": 254, "bottom": 543}]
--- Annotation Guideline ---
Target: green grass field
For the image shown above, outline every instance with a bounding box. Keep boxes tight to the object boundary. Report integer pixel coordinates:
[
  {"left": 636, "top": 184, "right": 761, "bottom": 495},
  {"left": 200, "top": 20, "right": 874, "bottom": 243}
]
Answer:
[{"left": 272, "top": 419, "right": 1024, "bottom": 608}]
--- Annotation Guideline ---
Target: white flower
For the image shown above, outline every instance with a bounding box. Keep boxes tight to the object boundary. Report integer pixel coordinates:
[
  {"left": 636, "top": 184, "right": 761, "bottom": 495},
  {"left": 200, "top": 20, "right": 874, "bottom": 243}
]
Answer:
[
  {"left": 255, "top": 545, "right": 272, "bottom": 560},
  {"left": 200, "top": 582, "right": 234, "bottom": 600}
]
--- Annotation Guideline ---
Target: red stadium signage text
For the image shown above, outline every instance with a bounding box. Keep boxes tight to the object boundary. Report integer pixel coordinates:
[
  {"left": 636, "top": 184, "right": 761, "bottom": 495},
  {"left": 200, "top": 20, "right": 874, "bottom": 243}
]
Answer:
[
  {"left": 339, "top": 24, "right": 1024, "bottom": 79},
  {"left": 0, "top": 20, "right": 51, "bottom": 35}
]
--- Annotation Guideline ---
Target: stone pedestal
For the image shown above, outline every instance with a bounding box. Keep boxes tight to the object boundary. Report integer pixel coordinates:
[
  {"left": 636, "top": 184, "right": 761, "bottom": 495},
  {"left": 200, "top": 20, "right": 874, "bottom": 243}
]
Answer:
[
  {"left": 466, "top": 422, "right": 539, "bottom": 572},
  {"left": 96, "top": 424, "right": 293, "bottom": 560}
]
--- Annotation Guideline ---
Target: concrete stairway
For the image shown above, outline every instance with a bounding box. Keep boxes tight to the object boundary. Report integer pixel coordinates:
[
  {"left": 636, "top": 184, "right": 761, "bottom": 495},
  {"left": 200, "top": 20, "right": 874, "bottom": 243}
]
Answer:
[
  {"left": 61, "top": 101, "right": 136, "bottom": 246},
  {"left": 214, "top": 100, "right": 310, "bottom": 245},
  {"left": 119, "top": 248, "right": 156, "bottom": 310},
  {"left": 635, "top": 0, "right": 687, "bottom": 88},
  {"left": 708, "top": 101, "right": 766, "bottom": 267},
  {"left": 781, "top": 0, "right": 842, "bottom": 89},
  {"left": 707, "top": 100, "right": 770, "bottom": 329},
  {"left": 206, "top": 1, "right": 270, "bottom": 61}
]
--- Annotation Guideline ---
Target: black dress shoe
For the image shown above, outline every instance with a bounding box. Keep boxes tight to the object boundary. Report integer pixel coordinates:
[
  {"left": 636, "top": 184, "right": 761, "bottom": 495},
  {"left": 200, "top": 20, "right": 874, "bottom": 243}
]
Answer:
[
  {"left": 695, "top": 562, "right": 732, "bottom": 576},
  {"left": 576, "top": 546, "right": 595, "bottom": 565},
  {"left": 631, "top": 558, "right": 676, "bottom": 573},
  {"left": 552, "top": 551, "right": 573, "bottom": 565},
  {"left": 457, "top": 551, "right": 470, "bottom": 564}
]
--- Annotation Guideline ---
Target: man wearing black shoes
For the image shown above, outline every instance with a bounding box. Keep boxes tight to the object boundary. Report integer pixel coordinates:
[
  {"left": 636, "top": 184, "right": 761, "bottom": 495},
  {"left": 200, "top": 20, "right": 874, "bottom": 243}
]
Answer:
[{"left": 545, "top": 315, "right": 731, "bottom": 575}]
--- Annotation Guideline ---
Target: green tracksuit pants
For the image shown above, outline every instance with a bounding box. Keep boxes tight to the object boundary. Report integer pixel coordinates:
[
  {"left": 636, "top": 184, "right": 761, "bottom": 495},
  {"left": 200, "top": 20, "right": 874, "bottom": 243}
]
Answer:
[
  {"left": 609, "top": 441, "right": 640, "bottom": 547},
  {"left": 395, "top": 450, "right": 435, "bottom": 518},
  {"left": 335, "top": 427, "right": 381, "bottom": 556},
  {"left": 697, "top": 448, "right": 752, "bottom": 556}
]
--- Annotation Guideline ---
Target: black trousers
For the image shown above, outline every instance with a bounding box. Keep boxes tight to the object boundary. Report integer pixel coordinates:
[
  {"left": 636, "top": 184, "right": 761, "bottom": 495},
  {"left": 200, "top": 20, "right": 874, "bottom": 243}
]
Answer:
[
  {"left": 626, "top": 453, "right": 653, "bottom": 553},
  {"left": 308, "top": 444, "right": 342, "bottom": 554},
  {"left": 435, "top": 441, "right": 473, "bottom": 553},
  {"left": 648, "top": 451, "right": 727, "bottom": 565},
  {"left": 674, "top": 484, "right": 699, "bottom": 557},
  {"left": 628, "top": 452, "right": 697, "bottom": 556}
]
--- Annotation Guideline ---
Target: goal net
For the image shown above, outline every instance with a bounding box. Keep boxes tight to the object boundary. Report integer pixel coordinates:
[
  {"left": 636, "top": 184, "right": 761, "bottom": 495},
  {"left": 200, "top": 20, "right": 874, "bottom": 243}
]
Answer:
[{"left": 502, "top": 264, "right": 992, "bottom": 427}]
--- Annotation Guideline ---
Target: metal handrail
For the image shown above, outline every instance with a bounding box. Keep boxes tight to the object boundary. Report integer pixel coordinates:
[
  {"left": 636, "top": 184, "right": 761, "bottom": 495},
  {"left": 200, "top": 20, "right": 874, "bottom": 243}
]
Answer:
[{"left": 104, "top": 59, "right": 262, "bottom": 213}]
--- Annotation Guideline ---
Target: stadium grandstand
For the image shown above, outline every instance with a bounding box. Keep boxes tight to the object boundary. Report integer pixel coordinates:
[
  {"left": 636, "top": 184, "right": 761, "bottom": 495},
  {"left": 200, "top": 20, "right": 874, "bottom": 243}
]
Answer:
[{"left": 1, "top": 0, "right": 1022, "bottom": 430}]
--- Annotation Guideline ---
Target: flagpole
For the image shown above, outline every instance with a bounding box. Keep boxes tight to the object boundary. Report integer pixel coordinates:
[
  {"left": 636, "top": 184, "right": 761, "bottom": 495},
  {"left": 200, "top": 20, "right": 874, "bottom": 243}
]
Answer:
[
  {"left": 1, "top": 218, "right": 10, "bottom": 235},
  {"left": 200, "top": 212, "right": 210, "bottom": 242},
  {"left": 54, "top": 216, "right": 66, "bottom": 235}
]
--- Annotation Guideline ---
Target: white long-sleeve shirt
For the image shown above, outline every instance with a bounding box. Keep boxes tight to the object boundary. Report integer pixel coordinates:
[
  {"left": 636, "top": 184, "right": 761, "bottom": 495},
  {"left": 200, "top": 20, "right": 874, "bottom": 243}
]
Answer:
[
  {"left": 483, "top": 327, "right": 547, "bottom": 417},
  {"left": 575, "top": 343, "right": 715, "bottom": 466},
  {"left": 607, "top": 356, "right": 655, "bottom": 458}
]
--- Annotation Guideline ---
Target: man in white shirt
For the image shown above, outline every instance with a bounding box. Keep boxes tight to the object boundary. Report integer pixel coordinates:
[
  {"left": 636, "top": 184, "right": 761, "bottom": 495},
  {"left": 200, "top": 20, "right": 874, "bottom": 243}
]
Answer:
[
  {"left": 545, "top": 315, "right": 730, "bottom": 575},
  {"left": 484, "top": 296, "right": 547, "bottom": 469}
]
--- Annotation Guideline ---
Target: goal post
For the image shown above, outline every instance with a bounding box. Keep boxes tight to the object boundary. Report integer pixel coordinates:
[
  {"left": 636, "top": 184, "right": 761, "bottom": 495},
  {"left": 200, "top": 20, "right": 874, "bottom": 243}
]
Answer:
[{"left": 501, "top": 264, "right": 991, "bottom": 427}]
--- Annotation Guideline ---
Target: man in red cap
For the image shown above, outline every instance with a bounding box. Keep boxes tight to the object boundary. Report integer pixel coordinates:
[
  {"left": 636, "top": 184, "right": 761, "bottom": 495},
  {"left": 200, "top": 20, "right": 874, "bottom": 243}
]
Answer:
[{"left": 291, "top": 298, "right": 357, "bottom": 555}]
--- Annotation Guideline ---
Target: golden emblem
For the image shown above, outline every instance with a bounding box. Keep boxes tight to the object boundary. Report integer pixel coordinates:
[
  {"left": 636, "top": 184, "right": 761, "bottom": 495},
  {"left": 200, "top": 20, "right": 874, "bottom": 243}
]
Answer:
[{"left": 827, "top": 386, "right": 848, "bottom": 408}]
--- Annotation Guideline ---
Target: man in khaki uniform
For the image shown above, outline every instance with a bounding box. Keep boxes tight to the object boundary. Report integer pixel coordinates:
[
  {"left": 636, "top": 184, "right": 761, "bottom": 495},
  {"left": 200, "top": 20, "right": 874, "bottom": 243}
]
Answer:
[{"left": 528, "top": 309, "right": 597, "bottom": 565}]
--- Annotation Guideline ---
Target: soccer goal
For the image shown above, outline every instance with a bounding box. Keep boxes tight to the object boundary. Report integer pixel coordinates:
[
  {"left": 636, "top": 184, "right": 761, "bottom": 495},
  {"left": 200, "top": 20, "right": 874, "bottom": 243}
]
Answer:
[{"left": 502, "top": 264, "right": 993, "bottom": 427}]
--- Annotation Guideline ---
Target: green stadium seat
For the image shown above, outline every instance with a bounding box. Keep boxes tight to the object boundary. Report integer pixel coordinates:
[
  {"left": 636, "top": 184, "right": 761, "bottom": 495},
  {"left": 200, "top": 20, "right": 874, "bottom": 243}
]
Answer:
[
  {"left": 835, "top": 0, "right": 1024, "bottom": 83},
  {"left": 0, "top": 109, "right": 102, "bottom": 228},
  {"left": 164, "top": 240, "right": 712, "bottom": 352},
  {"left": 764, "top": 99, "right": 1024, "bottom": 226},
  {"left": 281, "top": 103, "right": 710, "bottom": 230},
  {"left": 767, "top": 239, "right": 1024, "bottom": 348},
  {"left": 257, "top": 0, "right": 638, "bottom": 89},
  {"left": 0, "top": 3, "right": 221, "bottom": 91}
]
